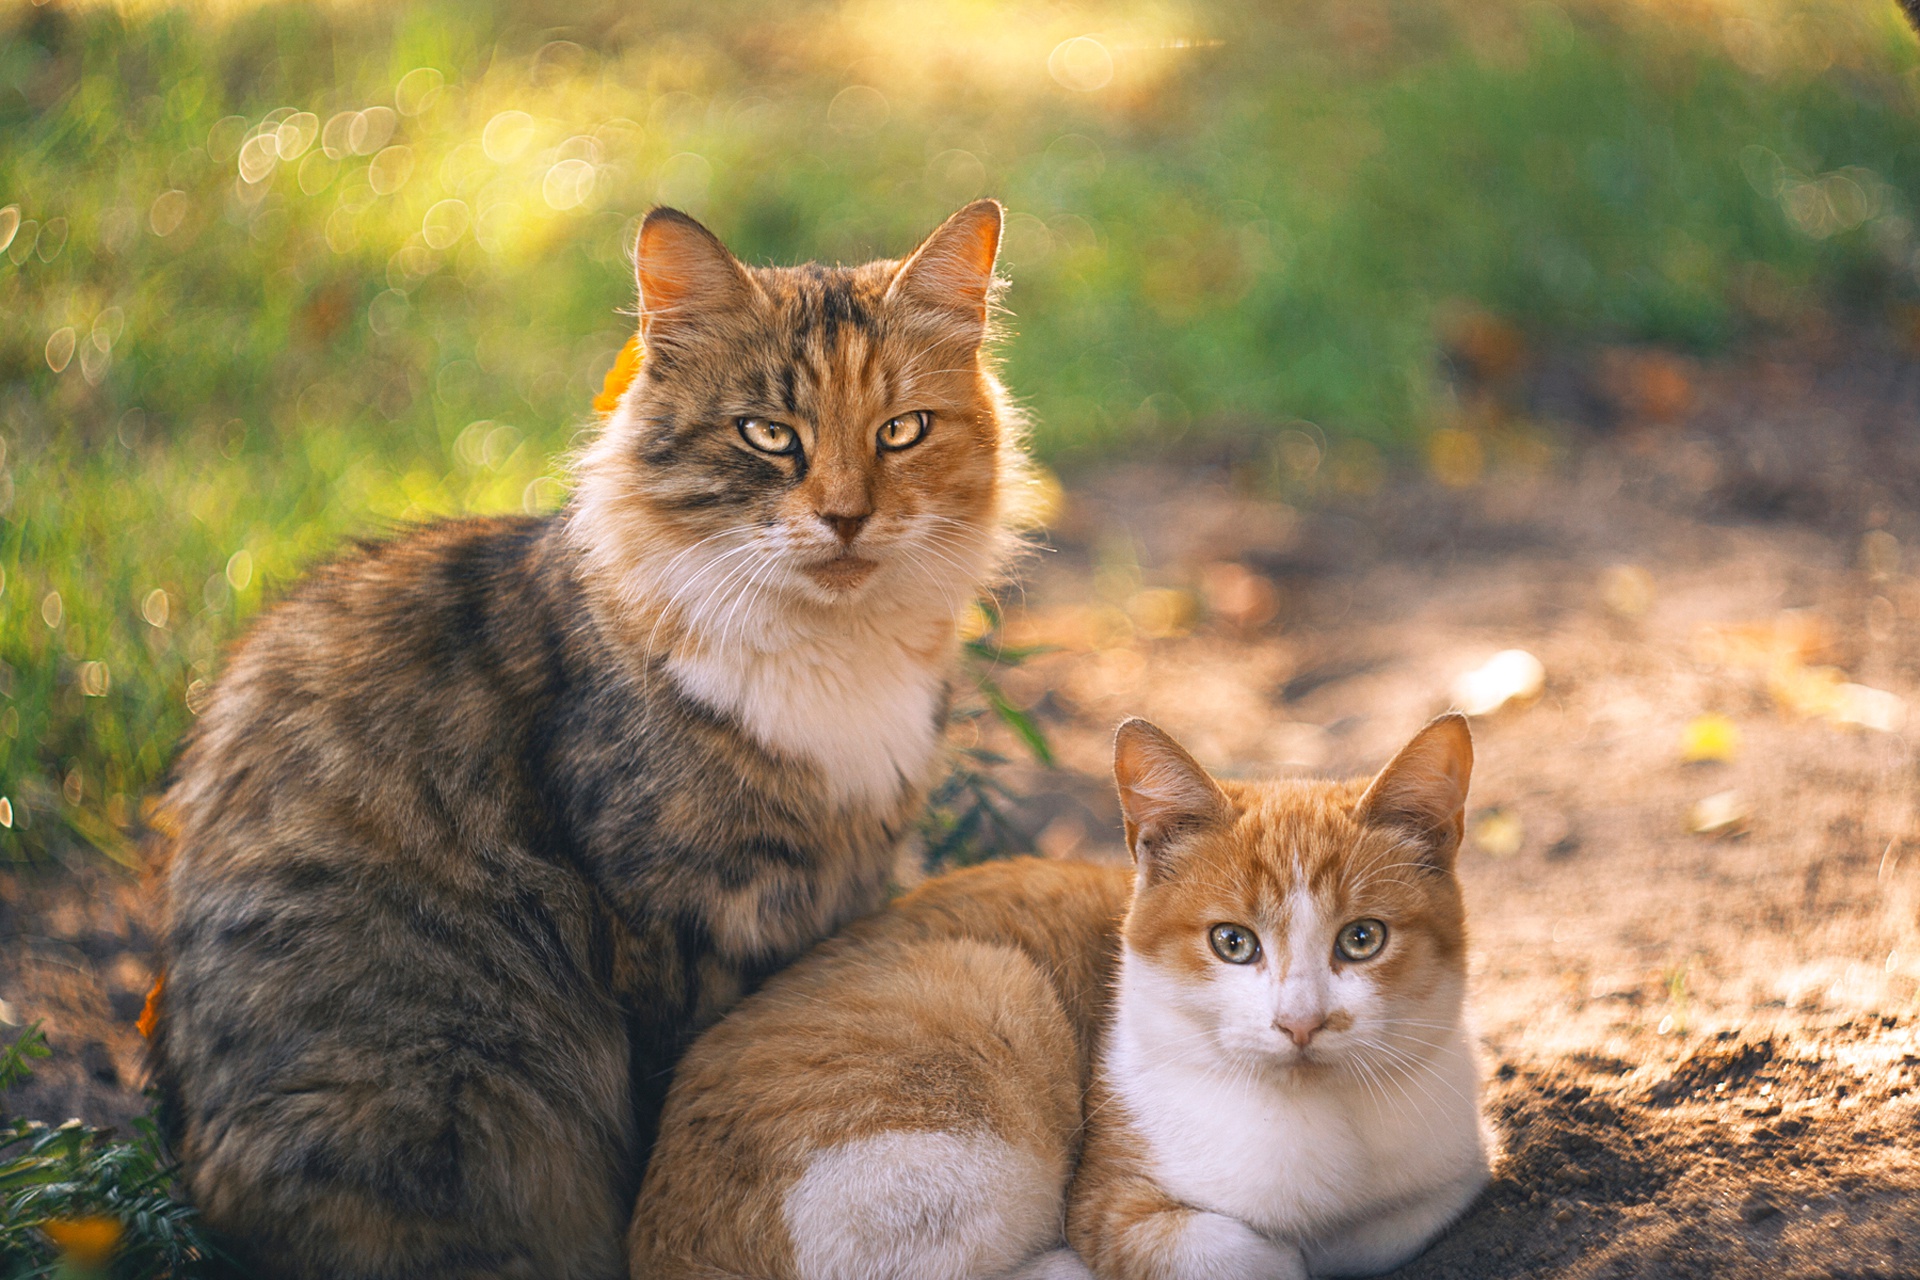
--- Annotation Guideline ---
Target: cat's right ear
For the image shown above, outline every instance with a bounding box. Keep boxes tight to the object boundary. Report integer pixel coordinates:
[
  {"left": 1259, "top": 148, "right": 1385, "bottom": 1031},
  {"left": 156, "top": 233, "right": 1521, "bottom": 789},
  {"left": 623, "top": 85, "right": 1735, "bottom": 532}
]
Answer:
[
  {"left": 1353, "top": 713, "right": 1473, "bottom": 871},
  {"left": 634, "top": 207, "right": 758, "bottom": 352},
  {"left": 1113, "top": 718, "right": 1229, "bottom": 881}
]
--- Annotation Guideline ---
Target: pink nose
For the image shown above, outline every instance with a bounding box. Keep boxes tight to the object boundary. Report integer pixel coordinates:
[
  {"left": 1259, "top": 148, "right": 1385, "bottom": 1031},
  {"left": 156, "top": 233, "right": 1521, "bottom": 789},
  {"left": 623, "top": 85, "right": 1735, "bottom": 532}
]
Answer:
[{"left": 1275, "top": 1015, "right": 1326, "bottom": 1048}]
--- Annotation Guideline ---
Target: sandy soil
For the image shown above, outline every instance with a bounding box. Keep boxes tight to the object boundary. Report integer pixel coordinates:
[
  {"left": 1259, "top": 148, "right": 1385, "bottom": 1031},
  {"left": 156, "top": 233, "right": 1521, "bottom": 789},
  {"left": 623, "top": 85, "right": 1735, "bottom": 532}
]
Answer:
[{"left": 5, "top": 332, "right": 1919, "bottom": 1277}]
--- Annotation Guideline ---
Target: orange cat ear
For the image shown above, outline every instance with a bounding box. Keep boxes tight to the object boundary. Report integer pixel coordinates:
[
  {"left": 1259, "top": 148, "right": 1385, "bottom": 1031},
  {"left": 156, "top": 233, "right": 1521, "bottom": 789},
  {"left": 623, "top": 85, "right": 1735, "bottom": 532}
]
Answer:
[
  {"left": 885, "top": 199, "right": 1003, "bottom": 344},
  {"left": 1353, "top": 713, "right": 1474, "bottom": 870},
  {"left": 1113, "top": 718, "right": 1229, "bottom": 879},
  {"left": 634, "top": 207, "right": 757, "bottom": 349}
]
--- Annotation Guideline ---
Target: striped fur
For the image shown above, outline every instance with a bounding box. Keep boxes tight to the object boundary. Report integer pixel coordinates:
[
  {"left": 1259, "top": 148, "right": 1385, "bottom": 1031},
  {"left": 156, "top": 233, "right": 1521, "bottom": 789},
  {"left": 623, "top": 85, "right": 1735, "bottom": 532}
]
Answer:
[{"left": 150, "top": 200, "right": 1026, "bottom": 1278}]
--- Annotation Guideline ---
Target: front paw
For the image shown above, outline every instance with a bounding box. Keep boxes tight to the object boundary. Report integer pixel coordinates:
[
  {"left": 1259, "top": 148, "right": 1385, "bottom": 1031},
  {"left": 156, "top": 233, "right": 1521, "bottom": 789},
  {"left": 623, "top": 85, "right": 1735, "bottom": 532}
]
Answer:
[{"left": 1175, "top": 1213, "right": 1307, "bottom": 1280}]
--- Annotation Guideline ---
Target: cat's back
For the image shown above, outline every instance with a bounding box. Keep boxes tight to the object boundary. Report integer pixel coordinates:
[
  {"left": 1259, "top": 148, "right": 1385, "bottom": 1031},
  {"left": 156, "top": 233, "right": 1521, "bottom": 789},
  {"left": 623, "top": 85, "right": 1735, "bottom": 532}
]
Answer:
[{"left": 161, "top": 515, "right": 572, "bottom": 873}]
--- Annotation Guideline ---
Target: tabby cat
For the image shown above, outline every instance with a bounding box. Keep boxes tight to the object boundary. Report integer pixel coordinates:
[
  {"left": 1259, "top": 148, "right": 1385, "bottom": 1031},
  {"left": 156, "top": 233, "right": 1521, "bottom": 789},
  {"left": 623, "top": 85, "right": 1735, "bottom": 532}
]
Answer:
[
  {"left": 629, "top": 714, "right": 1488, "bottom": 1279},
  {"left": 150, "top": 199, "right": 1029, "bottom": 1279}
]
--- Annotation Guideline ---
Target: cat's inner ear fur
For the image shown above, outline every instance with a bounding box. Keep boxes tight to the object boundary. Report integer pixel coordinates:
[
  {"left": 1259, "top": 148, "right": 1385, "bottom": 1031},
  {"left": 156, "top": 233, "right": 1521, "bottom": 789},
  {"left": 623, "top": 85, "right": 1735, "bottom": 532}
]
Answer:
[
  {"left": 885, "top": 199, "right": 1003, "bottom": 345},
  {"left": 1353, "top": 713, "right": 1474, "bottom": 871},
  {"left": 1113, "top": 718, "right": 1230, "bottom": 881},
  {"left": 634, "top": 207, "right": 758, "bottom": 349}
]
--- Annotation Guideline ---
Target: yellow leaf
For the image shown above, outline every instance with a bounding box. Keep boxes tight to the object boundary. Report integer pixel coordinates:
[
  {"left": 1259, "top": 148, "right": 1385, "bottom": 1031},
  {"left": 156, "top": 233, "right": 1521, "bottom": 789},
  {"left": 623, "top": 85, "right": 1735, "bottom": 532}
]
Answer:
[
  {"left": 42, "top": 1215, "right": 122, "bottom": 1267},
  {"left": 1471, "top": 808, "right": 1524, "bottom": 858},
  {"left": 1680, "top": 714, "right": 1741, "bottom": 763},
  {"left": 593, "top": 335, "right": 643, "bottom": 415}
]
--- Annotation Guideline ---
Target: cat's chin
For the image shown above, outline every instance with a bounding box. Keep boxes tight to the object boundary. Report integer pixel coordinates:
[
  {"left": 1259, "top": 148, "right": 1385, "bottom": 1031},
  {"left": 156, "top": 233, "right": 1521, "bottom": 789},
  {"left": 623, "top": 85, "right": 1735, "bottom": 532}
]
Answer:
[{"left": 802, "top": 554, "right": 880, "bottom": 594}]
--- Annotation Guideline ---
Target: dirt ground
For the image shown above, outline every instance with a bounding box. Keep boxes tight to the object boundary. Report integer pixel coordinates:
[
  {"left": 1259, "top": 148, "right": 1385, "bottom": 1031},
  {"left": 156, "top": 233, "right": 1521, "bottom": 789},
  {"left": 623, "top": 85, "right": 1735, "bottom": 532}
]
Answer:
[{"left": 6, "top": 329, "right": 1920, "bottom": 1277}]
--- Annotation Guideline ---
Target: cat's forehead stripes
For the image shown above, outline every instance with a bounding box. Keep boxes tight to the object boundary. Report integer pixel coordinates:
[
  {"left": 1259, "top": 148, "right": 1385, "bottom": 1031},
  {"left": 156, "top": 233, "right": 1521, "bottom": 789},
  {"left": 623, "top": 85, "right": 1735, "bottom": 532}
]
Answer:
[{"left": 1126, "top": 774, "right": 1467, "bottom": 972}]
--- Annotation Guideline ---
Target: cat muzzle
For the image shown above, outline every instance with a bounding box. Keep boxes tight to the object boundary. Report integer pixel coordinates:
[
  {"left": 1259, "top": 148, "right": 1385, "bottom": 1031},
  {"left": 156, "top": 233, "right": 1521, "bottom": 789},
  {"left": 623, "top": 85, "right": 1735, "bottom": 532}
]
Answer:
[{"left": 805, "top": 554, "right": 880, "bottom": 591}]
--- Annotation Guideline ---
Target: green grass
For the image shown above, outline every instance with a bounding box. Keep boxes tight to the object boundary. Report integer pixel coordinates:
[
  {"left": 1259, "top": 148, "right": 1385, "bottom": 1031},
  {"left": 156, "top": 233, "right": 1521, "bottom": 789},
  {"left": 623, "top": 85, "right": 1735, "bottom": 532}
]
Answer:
[
  {"left": 2, "top": 0, "right": 1918, "bottom": 860},
  {"left": 1, "top": 1025, "right": 222, "bottom": 1278}
]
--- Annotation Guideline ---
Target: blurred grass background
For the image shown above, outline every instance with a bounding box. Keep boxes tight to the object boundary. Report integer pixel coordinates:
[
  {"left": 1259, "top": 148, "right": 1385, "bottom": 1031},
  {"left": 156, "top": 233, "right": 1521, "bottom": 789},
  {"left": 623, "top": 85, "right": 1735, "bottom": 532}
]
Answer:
[{"left": 1, "top": 0, "right": 1917, "bottom": 862}]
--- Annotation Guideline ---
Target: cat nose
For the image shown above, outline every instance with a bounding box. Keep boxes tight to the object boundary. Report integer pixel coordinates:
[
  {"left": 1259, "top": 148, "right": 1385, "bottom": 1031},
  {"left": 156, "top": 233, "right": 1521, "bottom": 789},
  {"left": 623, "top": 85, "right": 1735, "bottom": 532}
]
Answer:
[
  {"left": 818, "top": 512, "right": 870, "bottom": 545},
  {"left": 1274, "top": 1014, "right": 1326, "bottom": 1048}
]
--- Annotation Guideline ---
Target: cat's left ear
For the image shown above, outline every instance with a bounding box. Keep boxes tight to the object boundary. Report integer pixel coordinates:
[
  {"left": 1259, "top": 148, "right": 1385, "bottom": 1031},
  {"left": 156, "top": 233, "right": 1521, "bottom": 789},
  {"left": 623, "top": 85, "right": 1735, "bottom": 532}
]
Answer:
[
  {"left": 1353, "top": 713, "right": 1474, "bottom": 871},
  {"left": 1113, "top": 718, "right": 1230, "bottom": 882},
  {"left": 885, "top": 199, "right": 1003, "bottom": 346}
]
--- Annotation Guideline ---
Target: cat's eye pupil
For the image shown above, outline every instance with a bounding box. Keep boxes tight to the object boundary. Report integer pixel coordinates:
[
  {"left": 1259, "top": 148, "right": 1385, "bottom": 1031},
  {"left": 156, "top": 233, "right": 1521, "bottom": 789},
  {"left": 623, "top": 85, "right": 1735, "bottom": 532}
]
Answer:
[
  {"left": 878, "top": 411, "right": 929, "bottom": 451},
  {"left": 1336, "top": 919, "right": 1387, "bottom": 962},
  {"left": 1208, "top": 923, "right": 1259, "bottom": 965}
]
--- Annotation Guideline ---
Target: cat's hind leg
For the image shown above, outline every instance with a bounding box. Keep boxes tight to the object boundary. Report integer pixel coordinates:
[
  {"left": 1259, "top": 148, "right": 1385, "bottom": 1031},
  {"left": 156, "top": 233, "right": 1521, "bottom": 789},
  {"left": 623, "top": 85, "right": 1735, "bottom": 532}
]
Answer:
[
  {"left": 784, "top": 1129, "right": 1066, "bottom": 1280},
  {"left": 632, "top": 937, "right": 1082, "bottom": 1280},
  {"left": 999, "top": 1247, "right": 1096, "bottom": 1280}
]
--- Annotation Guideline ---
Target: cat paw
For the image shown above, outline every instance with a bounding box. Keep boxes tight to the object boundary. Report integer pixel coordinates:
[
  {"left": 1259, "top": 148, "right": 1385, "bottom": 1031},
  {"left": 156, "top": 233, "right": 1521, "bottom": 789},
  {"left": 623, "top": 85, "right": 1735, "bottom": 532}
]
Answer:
[{"left": 1175, "top": 1213, "right": 1307, "bottom": 1280}]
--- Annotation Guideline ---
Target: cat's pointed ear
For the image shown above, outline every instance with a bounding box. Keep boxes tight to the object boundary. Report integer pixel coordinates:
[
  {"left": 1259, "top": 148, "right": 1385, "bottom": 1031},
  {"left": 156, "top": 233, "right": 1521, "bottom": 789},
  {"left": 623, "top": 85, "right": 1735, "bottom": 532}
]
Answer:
[
  {"left": 885, "top": 199, "right": 1003, "bottom": 345},
  {"left": 634, "top": 207, "right": 758, "bottom": 350},
  {"left": 1353, "top": 713, "right": 1473, "bottom": 870},
  {"left": 1113, "top": 718, "right": 1230, "bottom": 880}
]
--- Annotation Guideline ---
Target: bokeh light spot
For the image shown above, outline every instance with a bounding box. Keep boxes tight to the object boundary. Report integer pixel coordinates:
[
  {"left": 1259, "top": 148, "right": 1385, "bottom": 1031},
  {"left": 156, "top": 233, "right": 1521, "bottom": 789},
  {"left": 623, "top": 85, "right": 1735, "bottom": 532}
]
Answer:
[
  {"left": 368, "top": 145, "right": 416, "bottom": 195},
  {"left": 395, "top": 67, "right": 445, "bottom": 117},
  {"left": 827, "top": 85, "right": 889, "bottom": 135},
  {"left": 350, "top": 106, "right": 397, "bottom": 156},
  {"left": 149, "top": 190, "right": 188, "bottom": 236},
  {"left": 45, "top": 327, "right": 76, "bottom": 373},
  {"left": 422, "top": 199, "right": 471, "bottom": 249},
  {"left": 482, "top": 110, "right": 536, "bottom": 163},
  {"left": 655, "top": 152, "right": 712, "bottom": 208},
  {"left": 543, "top": 158, "right": 597, "bottom": 211},
  {"left": 225, "top": 550, "right": 253, "bottom": 591},
  {"left": 276, "top": 111, "right": 318, "bottom": 161},
  {"left": 1049, "top": 37, "right": 1114, "bottom": 92}
]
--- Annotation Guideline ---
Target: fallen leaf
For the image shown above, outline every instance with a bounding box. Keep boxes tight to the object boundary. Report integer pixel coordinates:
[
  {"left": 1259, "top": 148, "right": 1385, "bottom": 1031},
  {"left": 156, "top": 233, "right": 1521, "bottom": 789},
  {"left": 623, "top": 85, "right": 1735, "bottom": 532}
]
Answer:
[
  {"left": 42, "top": 1215, "right": 122, "bottom": 1267},
  {"left": 1689, "top": 790, "right": 1749, "bottom": 836}
]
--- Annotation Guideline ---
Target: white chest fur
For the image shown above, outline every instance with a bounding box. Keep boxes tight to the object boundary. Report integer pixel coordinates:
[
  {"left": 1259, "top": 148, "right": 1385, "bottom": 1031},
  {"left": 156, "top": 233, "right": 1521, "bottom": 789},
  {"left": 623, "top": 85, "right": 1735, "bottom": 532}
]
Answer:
[
  {"left": 1106, "top": 958, "right": 1487, "bottom": 1248},
  {"left": 666, "top": 621, "right": 947, "bottom": 811}
]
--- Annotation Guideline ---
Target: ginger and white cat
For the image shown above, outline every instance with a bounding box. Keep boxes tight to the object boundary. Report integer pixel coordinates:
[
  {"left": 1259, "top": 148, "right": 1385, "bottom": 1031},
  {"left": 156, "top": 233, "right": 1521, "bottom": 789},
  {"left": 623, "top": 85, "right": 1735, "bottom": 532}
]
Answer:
[{"left": 629, "top": 715, "right": 1490, "bottom": 1279}]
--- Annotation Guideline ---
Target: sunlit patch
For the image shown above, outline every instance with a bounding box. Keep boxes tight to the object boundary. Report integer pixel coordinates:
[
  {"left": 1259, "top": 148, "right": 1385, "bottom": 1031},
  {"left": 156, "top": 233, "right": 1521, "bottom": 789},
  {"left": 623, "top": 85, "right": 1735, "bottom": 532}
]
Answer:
[
  {"left": 1452, "top": 649, "right": 1544, "bottom": 717},
  {"left": 1048, "top": 37, "right": 1114, "bottom": 92}
]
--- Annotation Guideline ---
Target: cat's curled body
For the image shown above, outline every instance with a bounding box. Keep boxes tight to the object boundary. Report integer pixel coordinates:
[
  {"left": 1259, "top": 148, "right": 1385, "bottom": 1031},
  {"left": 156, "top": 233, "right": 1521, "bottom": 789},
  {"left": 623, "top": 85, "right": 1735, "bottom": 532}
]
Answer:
[
  {"left": 630, "top": 715, "right": 1489, "bottom": 1280},
  {"left": 150, "top": 200, "right": 1027, "bottom": 1279}
]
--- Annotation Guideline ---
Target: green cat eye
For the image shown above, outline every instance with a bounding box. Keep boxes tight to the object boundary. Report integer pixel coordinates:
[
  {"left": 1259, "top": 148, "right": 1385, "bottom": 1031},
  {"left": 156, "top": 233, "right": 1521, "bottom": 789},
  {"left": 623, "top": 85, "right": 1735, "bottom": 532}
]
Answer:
[
  {"left": 1208, "top": 923, "right": 1260, "bottom": 965},
  {"left": 1335, "top": 918, "right": 1387, "bottom": 962},
  {"left": 877, "top": 410, "right": 930, "bottom": 451},
  {"left": 738, "top": 418, "right": 798, "bottom": 454}
]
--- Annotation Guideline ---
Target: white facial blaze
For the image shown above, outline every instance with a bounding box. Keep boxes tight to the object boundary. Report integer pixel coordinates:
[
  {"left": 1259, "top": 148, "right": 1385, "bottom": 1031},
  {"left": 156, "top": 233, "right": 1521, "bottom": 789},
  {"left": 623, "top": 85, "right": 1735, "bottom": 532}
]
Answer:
[{"left": 1271, "top": 888, "right": 1331, "bottom": 1044}]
